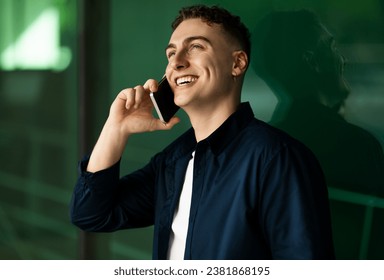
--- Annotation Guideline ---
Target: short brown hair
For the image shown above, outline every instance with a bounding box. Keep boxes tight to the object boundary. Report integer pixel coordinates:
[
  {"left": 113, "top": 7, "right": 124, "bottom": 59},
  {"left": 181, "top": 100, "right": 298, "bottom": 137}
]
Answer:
[{"left": 172, "top": 5, "right": 251, "bottom": 60}]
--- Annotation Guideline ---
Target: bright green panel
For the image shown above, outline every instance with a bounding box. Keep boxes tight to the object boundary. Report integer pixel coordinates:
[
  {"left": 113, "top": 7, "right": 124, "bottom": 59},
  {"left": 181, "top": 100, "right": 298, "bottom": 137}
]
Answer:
[{"left": 0, "top": 0, "right": 78, "bottom": 259}]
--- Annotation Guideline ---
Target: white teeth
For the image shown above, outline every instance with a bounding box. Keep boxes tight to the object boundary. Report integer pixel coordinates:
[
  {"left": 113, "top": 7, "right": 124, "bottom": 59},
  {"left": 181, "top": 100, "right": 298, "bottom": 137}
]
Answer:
[{"left": 176, "top": 76, "right": 197, "bottom": 86}]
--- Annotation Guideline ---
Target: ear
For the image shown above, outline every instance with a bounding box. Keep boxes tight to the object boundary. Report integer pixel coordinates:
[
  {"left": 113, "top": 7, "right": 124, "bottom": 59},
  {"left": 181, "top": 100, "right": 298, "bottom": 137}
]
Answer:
[
  {"left": 302, "top": 50, "right": 320, "bottom": 73},
  {"left": 232, "top": 50, "right": 248, "bottom": 76}
]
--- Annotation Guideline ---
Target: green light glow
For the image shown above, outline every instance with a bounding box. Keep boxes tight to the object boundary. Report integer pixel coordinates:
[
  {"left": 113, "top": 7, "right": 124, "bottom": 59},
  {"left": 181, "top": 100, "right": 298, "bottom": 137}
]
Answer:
[{"left": 0, "top": 7, "right": 71, "bottom": 71}]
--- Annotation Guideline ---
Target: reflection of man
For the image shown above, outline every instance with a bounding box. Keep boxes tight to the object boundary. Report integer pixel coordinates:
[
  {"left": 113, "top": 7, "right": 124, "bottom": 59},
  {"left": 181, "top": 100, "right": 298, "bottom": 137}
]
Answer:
[
  {"left": 70, "top": 5, "right": 334, "bottom": 259},
  {"left": 251, "top": 9, "right": 384, "bottom": 196}
]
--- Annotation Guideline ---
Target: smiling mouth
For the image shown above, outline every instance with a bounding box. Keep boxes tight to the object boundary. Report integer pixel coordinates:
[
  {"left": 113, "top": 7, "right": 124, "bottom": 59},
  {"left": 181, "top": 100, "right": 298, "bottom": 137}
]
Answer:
[{"left": 176, "top": 76, "right": 198, "bottom": 86}]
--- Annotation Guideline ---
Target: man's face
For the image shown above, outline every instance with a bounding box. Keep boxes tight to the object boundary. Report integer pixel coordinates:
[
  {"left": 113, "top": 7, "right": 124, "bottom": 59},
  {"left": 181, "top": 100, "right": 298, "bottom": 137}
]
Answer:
[
  {"left": 315, "top": 25, "right": 350, "bottom": 109},
  {"left": 165, "top": 18, "right": 240, "bottom": 111}
]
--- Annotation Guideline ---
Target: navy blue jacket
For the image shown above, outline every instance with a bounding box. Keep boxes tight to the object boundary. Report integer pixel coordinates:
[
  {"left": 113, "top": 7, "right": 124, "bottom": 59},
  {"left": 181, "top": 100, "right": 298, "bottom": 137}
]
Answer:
[{"left": 70, "top": 102, "right": 334, "bottom": 259}]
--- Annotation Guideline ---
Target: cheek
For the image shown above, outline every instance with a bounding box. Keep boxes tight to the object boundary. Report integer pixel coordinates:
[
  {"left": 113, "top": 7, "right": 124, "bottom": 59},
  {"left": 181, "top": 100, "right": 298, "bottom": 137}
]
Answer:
[
  {"left": 207, "top": 56, "right": 234, "bottom": 78},
  {"left": 165, "top": 64, "right": 172, "bottom": 76},
  {"left": 323, "top": 52, "right": 342, "bottom": 73}
]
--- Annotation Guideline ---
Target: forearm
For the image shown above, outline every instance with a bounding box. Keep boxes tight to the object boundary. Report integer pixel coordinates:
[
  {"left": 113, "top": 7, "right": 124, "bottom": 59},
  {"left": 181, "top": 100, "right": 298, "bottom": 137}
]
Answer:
[
  {"left": 70, "top": 157, "right": 122, "bottom": 232},
  {"left": 87, "top": 118, "right": 131, "bottom": 172},
  {"left": 70, "top": 155, "right": 157, "bottom": 232}
]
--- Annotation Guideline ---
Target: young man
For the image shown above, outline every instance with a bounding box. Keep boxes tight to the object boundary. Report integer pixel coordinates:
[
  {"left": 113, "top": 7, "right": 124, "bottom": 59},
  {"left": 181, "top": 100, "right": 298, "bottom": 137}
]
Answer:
[{"left": 70, "top": 5, "right": 334, "bottom": 259}]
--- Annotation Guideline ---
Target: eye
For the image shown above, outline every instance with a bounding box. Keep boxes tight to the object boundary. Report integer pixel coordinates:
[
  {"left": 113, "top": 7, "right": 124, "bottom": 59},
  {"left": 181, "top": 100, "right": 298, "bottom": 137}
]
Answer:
[
  {"left": 166, "top": 50, "right": 176, "bottom": 59},
  {"left": 189, "top": 43, "right": 203, "bottom": 52}
]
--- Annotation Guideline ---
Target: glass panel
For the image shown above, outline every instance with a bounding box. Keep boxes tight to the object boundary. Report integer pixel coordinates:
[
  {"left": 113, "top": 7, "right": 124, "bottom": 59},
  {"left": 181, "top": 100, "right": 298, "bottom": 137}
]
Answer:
[{"left": 0, "top": 0, "right": 78, "bottom": 259}]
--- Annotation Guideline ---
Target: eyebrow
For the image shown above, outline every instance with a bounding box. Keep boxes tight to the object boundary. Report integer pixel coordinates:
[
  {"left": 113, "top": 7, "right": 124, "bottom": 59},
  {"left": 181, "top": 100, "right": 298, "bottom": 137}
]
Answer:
[{"left": 165, "top": 36, "right": 212, "bottom": 52}]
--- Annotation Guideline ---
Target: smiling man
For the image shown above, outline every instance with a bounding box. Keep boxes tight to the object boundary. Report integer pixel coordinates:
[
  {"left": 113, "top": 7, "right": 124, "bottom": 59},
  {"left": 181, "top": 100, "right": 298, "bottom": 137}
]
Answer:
[{"left": 70, "top": 5, "right": 334, "bottom": 260}]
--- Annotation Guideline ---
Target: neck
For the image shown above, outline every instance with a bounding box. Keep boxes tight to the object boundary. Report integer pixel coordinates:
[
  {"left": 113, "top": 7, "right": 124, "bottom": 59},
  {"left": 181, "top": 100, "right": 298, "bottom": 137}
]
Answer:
[{"left": 187, "top": 100, "right": 239, "bottom": 142}]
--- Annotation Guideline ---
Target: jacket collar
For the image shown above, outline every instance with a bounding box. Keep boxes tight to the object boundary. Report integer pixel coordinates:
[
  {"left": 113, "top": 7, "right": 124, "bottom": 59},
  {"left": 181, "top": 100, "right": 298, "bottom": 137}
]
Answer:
[
  {"left": 164, "top": 102, "right": 255, "bottom": 163},
  {"left": 200, "top": 102, "right": 255, "bottom": 155}
]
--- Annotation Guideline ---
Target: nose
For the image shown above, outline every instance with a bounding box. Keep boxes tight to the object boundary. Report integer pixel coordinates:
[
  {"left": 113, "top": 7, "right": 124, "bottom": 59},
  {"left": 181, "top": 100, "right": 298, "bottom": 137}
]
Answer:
[
  {"left": 340, "top": 54, "right": 347, "bottom": 63},
  {"left": 170, "top": 50, "right": 189, "bottom": 70},
  {"left": 340, "top": 54, "right": 347, "bottom": 73}
]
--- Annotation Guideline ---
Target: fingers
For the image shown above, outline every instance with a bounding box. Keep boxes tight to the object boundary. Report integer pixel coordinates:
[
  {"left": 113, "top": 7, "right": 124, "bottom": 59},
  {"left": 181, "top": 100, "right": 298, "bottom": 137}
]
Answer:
[
  {"left": 143, "top": 78, "right": 159, "bottom": 93},
  {"left": 110, "top": 78, "right": 181, "bottom": 133},
  {"left": 117, "top": 79, "right": 158, "bottom": 110},
  {"left": 150, "top": 116, "right": 181, "bottom": 131},
  {"left": 116, "top": 88, "right": 134, "bottom": 110},
  {"left": 133, "top": 86, "right": 144, "bottom": 109},
  {"left": 118, "top": 86, "right": 145, "bottom": 110}
]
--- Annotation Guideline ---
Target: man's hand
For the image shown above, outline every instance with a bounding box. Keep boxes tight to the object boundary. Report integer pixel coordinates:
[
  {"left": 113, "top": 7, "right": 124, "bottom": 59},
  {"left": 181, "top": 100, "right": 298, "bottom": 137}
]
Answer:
[
  {"left": 108, "top": 79, "right": 180, "bottom": 135},
  {"left": 86, "top": 78, "right": 180, "bottom": 172}
]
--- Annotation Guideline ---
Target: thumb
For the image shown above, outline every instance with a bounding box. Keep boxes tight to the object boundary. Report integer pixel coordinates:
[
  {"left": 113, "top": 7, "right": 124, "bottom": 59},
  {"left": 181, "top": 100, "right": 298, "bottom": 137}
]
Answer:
[{"left": 152, "top": 116, "right": 181, "bottom": 131}]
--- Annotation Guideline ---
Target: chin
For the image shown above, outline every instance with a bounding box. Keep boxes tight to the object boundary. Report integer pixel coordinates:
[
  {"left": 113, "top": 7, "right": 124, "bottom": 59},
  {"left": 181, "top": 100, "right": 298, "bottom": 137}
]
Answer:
[{"left": 173, "top": 96, "right": 190, "bottom": 108}]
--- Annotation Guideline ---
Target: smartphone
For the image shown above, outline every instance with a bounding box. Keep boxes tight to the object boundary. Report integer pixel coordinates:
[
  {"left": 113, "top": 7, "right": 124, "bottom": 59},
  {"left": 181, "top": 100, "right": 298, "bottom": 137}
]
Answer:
[{"left": 150, "top": 76, "right": 179, "bottom": 123}]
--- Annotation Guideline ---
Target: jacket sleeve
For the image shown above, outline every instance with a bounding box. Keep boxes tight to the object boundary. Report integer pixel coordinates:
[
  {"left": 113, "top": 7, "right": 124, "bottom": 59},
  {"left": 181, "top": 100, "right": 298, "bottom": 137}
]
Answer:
[
  {"left": 69, "top": 155, "right": 158, "bottom": 232},
  {"left": 259, "top": 143, "right": 335, "bottom": 259}
]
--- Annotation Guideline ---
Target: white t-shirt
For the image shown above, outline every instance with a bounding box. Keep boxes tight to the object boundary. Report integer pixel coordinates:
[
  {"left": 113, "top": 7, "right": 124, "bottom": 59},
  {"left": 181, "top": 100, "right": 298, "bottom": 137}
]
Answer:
[{"left": 167, "top": 152, "right": 195, "bottom": 259}]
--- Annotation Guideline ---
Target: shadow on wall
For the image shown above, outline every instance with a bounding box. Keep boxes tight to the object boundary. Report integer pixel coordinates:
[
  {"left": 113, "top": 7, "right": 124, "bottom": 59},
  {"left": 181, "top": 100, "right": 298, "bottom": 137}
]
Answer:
[{"left": 251, "top": 9, "right": 384, "bottom": 259}]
